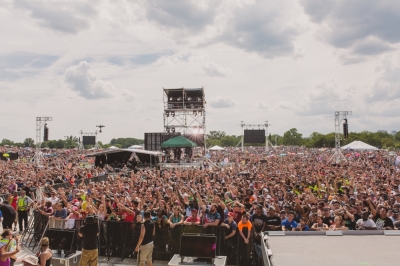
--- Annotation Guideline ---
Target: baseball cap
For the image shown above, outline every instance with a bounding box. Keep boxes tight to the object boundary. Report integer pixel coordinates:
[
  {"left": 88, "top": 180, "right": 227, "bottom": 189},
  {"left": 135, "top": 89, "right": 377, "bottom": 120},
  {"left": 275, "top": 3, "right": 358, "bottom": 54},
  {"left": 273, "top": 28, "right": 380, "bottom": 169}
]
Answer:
[
  {"left": 191, "top": 208, "right": 198, "bottom": 213},
  {"left": 227, "top": 212, "right": 234, "bottom": 217},
  {"left": 269, "top": 206, "right": 276, "bottom": 211}
]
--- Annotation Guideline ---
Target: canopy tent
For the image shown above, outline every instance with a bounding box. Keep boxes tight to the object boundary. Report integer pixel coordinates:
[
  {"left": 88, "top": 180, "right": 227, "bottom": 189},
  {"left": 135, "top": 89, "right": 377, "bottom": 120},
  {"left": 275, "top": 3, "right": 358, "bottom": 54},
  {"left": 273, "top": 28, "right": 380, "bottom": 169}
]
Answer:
[
  {"left": 128, "top": 145, "right": 144, "bottom": 150},
  {"left": 107, "top": 146, "right": 119, "bottom": 150},
  {"left": 160, "top": 136, "right": 198, "bottom": 148},
  {"left": 209, "top": 145, "right": 225, "bottom": 151},
  {"left": 341, "top": 141, "right": 379, "bottom": 151}
]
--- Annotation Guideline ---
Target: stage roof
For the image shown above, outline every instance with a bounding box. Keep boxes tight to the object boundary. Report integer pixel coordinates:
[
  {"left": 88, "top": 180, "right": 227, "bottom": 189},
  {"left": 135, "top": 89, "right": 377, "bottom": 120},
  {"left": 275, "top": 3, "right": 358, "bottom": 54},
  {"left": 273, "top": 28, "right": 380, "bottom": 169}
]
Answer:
[
  {"left": 163, "top": 88, "right": 204, "bottom": 98},
  {"left": 161, "top": 136, "right": 198, "bottom": 148}
]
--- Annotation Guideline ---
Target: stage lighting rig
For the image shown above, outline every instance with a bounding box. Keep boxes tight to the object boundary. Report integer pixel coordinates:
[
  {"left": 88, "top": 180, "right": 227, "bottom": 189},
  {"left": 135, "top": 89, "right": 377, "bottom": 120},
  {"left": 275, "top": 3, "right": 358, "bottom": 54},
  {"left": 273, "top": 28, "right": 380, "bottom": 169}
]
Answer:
[{"left": 96, "top": 125, "right": 105, "bottom": 133}]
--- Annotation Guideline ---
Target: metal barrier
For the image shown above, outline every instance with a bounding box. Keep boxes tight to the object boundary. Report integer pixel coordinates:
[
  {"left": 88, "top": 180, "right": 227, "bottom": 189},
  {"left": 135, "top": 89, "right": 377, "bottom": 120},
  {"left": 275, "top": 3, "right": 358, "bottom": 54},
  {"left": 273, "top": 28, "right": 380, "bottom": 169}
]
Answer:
[
  {"left": 20, "top": 210, "right": 49, "bottom": 252},
  {"left": 21, "top": 212, "right": 256, "bottom": 265}
]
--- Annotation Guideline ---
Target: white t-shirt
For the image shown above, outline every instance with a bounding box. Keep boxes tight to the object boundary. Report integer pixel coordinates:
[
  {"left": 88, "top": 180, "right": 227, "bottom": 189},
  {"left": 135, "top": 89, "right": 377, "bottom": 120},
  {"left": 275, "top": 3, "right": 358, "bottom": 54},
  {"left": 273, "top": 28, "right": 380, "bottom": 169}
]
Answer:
[
  {"left": 356, "top": 218, "right": 376, "bottom": 228},
  {"left": 45, "top": 197, "right": 60, "bottom": 205}
]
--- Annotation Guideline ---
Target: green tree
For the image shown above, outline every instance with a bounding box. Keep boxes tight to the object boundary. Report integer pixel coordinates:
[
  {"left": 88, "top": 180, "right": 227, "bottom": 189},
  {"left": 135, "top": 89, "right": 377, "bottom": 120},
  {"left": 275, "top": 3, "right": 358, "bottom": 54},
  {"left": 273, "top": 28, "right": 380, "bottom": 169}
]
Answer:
[
  {"left": 23, "top": 138, "right": 35, "bottom": 147},
  {"left": 282, "top": 128, "right": 303, "bottom": 146},
  {"left": 1, "top": 139, "right": 14, "bottom": 146}
]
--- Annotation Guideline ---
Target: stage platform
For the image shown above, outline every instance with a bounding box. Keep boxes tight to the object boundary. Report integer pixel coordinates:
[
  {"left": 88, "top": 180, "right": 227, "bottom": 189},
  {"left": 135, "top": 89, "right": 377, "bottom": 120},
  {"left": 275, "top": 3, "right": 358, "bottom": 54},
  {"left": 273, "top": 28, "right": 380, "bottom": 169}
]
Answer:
[{"left": 267, "top": 233, "right": 400, "bottom": 266}]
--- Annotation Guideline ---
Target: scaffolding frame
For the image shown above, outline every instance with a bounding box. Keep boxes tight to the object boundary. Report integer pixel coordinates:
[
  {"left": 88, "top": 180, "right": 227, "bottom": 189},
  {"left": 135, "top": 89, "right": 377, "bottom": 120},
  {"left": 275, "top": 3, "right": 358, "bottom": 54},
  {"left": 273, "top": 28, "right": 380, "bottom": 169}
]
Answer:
[{"left": 163, "top": 87, "right": 206, "bottom": 149}]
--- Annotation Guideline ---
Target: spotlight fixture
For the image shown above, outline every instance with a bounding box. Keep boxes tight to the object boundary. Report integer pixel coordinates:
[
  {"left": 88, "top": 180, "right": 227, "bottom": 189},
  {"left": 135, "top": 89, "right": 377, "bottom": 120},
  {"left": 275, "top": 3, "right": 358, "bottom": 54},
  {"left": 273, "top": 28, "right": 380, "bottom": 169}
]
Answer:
[
  {"left": 166, "top": 127, "right": 170, "bottom": 133},
  {"left": 171, "top": 126, "right": 175, "bottom": 133},
  {"left": 169, "top": 97, "right": 175, "bottom": 101},
  {"left": 165, "top": 111, "right": 170, "bottom": 117},
  {"left": 171, "top": 111, "right": 175, "bottom": 117},
  {"left": 187, "top": 97, "right": 192, "bottom": 101},
  {"left": 177, "top": 97, "right": 182, "bottom": 101},
  {"left": 193, "top": 110, "right": 197, "bottom": 116},
  {"left": 196, "top": 97, "right": 201, "bottom": 102}
]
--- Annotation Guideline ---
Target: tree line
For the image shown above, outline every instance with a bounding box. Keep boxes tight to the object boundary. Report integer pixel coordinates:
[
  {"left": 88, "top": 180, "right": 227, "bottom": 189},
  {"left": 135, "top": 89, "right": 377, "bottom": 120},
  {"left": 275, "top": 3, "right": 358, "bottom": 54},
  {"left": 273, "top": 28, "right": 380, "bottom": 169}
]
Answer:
[
  {"left": 206, "top": 129, "right": 400, "bottom": 149},
  {"left": 0, "top": 137, "right": 144, "bottom": 149},
  {"left": 2, "top": 129, "right": 399, "bottom": 149}
]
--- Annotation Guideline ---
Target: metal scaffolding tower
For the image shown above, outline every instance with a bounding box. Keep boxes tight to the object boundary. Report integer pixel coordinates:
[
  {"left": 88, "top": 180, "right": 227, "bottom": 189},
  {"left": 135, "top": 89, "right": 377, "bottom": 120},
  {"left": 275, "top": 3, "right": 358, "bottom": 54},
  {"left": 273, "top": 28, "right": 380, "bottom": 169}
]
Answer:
[
  {"left": 328, "top": 111, "right": 352, "bottom": 164},
  {"left": 34, "top": 117, "right": 52, "bottom": 164},
  {"left": 163, "top": 87, "right": 206, "bottom": 149}
]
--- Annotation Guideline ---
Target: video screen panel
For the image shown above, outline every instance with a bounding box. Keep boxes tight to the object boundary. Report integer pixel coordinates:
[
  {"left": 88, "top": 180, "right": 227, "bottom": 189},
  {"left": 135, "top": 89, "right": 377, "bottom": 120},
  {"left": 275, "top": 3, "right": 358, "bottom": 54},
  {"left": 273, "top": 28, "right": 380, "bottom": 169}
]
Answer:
[
  {"left": 180, "top": 235, "right": 216, "bottom": 258},
  {"left": 244, "top": 129, "right": 266, "bottom": 144},
  {"left": 82, "top": 136, "right": 96, "bottom": 145}
]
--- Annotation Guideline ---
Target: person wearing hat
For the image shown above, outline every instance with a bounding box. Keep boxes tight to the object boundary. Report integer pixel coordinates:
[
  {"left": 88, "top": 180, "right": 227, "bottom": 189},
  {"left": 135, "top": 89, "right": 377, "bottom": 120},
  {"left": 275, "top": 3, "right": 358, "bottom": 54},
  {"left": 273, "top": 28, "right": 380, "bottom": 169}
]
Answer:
[
  {"left": 265, "top": 206, "right": 282, "bottom": 231},
  {"left": 0, "top": 236, "right": 20, "bottom": 266},
  {"left": 183, "top": 209, "right": 200, "bottom": 225}
]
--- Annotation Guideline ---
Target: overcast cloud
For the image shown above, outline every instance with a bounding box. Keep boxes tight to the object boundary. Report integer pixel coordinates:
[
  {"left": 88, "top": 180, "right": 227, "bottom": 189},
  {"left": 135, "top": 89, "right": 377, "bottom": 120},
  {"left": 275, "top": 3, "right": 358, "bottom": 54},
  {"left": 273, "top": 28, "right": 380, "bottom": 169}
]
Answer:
[{"left": 0, "top": 0, "right": 399, "bottom": 142}]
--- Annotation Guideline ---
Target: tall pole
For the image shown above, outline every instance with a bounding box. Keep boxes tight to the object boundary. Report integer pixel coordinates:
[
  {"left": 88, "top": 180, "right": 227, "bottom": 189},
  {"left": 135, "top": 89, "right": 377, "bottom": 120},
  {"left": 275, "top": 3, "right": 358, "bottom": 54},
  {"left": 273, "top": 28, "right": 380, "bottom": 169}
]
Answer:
[
  {"left": 328, "top": 111, "right": 352, "bottom": 164},
  {"left": 241, "top": 121, "right": 245, "bottom": 152},
  {"left": 265, "top": 121, "right": 271, "bottom": 153}
]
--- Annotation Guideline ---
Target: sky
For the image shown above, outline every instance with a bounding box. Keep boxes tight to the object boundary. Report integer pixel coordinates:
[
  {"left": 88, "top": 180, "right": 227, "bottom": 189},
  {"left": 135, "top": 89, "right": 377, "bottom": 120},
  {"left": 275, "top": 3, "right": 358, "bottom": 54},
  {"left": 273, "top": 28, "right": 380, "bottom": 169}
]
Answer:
[{"left": 0, "top": 0, "right": 400, "bottom": 143}]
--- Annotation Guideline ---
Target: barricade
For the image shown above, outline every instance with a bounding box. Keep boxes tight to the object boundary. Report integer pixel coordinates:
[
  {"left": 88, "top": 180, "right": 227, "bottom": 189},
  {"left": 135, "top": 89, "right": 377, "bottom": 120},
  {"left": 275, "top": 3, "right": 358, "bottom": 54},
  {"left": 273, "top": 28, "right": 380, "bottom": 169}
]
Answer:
[
  {"left": 20, "top": 210, "right": 49, "bottom": 252},
  {"left": 21, "top": 214, "right": 254, "bottom": 265}
]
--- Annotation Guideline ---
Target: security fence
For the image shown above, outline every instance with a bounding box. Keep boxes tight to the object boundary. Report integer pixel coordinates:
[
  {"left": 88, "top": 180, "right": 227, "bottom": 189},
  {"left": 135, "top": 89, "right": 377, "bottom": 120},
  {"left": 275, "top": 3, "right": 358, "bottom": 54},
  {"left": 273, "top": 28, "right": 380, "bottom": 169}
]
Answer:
[{"left": 21, "top": 211, "right": 260, "bottom": 266}]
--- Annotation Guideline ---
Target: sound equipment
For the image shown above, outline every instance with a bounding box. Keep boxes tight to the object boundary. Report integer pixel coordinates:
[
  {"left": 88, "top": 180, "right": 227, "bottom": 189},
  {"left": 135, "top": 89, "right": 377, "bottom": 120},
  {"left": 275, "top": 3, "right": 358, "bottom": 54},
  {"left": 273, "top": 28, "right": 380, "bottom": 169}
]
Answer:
[
  {"left": 244, "top": 129, "right": 266, "bottom": 143},
  {"left": 44, "top": 124, "right": 49, "bottom": 142},
  {"left": 45, "top": 229, "right": 76, "bottom": 253},
  {"left": 179, "top": 234, "right": 217, "bottom": 259},
  {"left": 343, "top": 119, "right": 349, "bottom": 139},
  {"left": 144, "top": 132, "right": 181, "bottom": 151},
  {"left": 82, "top": 136, "right": 96, "bottom": 145}
]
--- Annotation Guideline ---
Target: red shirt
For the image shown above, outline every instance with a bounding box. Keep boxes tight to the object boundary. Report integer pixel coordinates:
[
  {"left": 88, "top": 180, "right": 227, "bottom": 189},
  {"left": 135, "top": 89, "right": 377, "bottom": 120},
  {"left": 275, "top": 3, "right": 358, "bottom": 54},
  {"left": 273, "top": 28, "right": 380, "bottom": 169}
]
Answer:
[{"left": 185, "top": 216, "right": 200, "bottom": 223}]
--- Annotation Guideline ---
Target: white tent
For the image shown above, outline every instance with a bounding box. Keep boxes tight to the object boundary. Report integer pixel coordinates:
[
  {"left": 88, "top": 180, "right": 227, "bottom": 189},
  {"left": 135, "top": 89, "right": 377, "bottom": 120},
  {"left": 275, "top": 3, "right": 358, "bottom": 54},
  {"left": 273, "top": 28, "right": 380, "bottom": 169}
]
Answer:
[
  {"left": 107, "top": 146, "right": 119, "bottom": 150},
  {"left": 128, "top": 145, "right": 144, "bottom": 150},
  {"left": 341, "top": 141, "right": 379, "bottom": 151},
  {"left": 209, "top": 145, "right": 225, "bottom": 151}
]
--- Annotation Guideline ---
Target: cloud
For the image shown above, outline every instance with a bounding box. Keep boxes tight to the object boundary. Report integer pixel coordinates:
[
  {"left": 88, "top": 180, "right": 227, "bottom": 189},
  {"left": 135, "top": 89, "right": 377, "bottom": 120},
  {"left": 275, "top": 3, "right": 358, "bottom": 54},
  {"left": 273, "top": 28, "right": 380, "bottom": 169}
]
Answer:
[
  {"left": 158, "top": 51, "right": 231, "bottom": 77},
  {"left": 301, "top": 0, "right": 400, "bottom": 54},
  {"left": 144, "top": 0, "right": 219, "bottom": 34},
  {"left": 351, "top": 38, "right": 394, "bottom": 56},
  {"left": 365, "top": 61, "right": 400, "bottom": 103},
  {"left": 257, "top": 102, "right": 269, "bottom": 109},
  {"left": 0, "top": 54, "right": 59, "bottom": 80},
  {"left": 64, "top": 61, "right": 117, "bottom": 100},
  {"left": 209, "top": 96, "right": 236, "bottom": 108},
  {"left": 296, "top": 81, "right": 349, "bottom": 116},
  {"left": 216, "top": 1, "right": 299, "bottom": 58},
  {"left": 14, "top": 0, "right": 97, "bottom": 34}
]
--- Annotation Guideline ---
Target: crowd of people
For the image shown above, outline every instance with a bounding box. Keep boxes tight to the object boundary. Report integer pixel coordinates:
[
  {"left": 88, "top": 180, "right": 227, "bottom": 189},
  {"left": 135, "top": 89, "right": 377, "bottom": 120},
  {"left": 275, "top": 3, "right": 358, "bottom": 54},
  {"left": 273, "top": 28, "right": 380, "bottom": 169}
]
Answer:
[{"left": 0, "top": 145, "right": 399, "bottom": 265}]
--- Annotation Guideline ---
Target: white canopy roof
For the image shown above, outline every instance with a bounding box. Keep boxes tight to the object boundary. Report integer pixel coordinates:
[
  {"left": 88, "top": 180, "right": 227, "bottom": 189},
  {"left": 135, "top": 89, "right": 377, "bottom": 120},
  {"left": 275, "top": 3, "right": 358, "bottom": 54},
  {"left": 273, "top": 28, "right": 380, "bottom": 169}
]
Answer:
[
  {"left": 209, "top": 145, "right": 225, "bottom": 151},
  {"left": 107, "top": 146, "right": 119, "bottom": 150},
  {"left": 341, "top": 141, "right": 379, "bottom": 151},
  {"left": 128, "top": 145, "right": 144, "bottom": 149}
]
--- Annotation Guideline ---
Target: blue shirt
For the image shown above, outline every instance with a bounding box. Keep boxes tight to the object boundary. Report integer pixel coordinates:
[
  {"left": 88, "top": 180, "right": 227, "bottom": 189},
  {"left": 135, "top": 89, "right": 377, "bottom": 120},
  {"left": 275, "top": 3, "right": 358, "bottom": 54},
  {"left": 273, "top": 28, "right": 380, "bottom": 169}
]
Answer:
[
  {"left": 281, "top": 219, "right": 297, "bottom": 231},
  {"left": 205, "top": 209, "right": 221, "bottom": 223}
]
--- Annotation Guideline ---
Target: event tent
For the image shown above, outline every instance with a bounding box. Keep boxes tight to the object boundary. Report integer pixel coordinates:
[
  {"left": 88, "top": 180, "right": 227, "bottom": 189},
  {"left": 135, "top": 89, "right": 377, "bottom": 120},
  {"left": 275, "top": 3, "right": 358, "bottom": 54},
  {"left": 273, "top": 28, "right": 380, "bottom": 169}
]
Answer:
[
  {"left": 128, "top": 145, "right": 144, "bottom": 150},
  {"left": 161, "top": 136, "right": 198, "bottom": 148},
  {"left": 107, "top": 146, "right": 119, "bottom": 150},
  {"left": 209, "top": 145, "right": 225, "bottom": 151},
  {"left": 341, "top": 141, "right": 379, "bottom": 151}
]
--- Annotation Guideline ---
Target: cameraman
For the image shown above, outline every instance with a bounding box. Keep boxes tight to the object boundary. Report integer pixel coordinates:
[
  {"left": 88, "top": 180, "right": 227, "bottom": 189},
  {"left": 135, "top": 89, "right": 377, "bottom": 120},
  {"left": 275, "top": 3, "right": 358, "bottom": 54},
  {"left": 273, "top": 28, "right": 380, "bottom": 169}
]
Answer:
[{"left": 78, "top": 215, "right": 99, "bottom": 266}]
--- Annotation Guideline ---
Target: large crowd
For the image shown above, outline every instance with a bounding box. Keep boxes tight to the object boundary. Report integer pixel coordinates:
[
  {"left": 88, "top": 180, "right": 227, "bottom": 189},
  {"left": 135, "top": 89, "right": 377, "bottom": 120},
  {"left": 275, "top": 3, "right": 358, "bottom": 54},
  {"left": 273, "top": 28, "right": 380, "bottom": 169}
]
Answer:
[{"left": 0, "top": 145, "right": 399, "bottom": 264}]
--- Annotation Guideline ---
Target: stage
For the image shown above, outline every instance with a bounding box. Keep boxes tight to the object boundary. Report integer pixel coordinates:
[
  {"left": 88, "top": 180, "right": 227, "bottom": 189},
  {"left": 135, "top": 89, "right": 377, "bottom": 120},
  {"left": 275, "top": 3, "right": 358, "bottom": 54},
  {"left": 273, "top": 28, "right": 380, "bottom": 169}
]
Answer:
[{"left": 267, "top": 233, "right": 400, "bottom": 266}]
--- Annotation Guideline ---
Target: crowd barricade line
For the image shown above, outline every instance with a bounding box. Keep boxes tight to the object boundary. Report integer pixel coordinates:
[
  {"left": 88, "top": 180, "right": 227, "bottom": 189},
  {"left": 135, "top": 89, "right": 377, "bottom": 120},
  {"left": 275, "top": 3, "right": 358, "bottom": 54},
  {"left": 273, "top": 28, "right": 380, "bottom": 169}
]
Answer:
[{"left": 21, "top": 212, "right": 254, "bottom": 265}]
